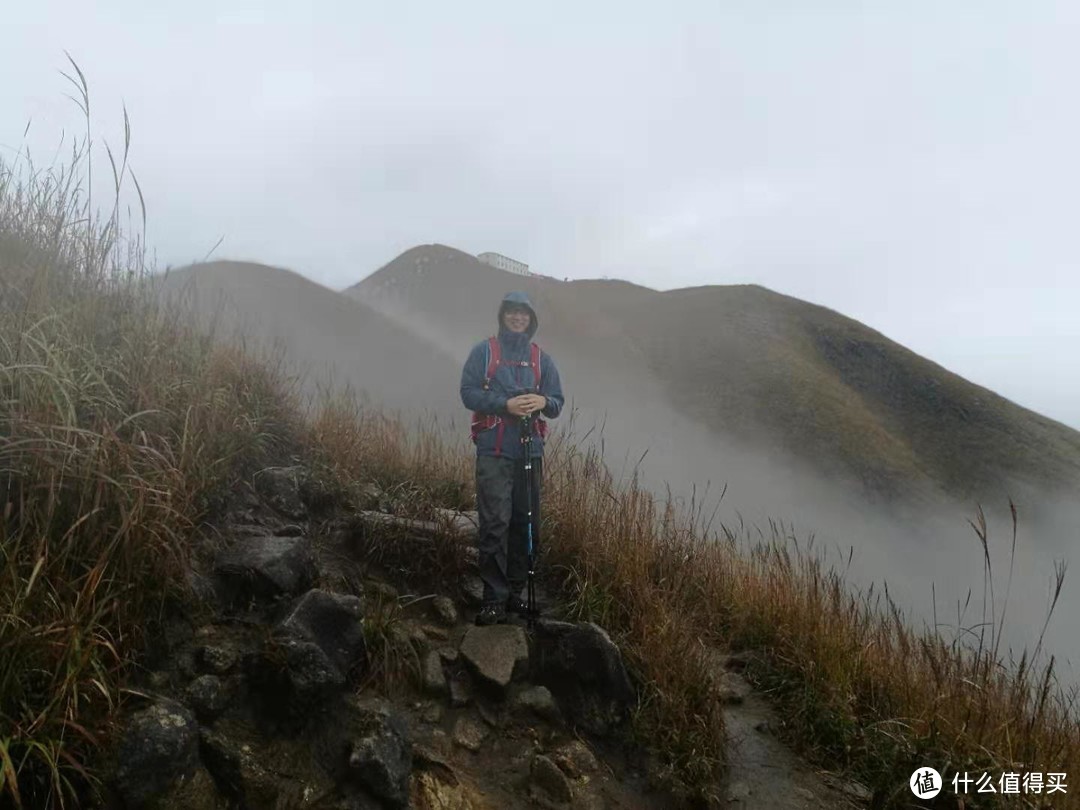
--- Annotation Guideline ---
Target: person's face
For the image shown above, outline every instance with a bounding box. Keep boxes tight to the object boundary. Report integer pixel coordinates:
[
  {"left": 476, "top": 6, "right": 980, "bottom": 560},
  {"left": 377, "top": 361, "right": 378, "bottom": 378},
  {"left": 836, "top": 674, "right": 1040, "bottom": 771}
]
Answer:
[{"left": 503, "top": 305, "right": 531, "bottom": 333}]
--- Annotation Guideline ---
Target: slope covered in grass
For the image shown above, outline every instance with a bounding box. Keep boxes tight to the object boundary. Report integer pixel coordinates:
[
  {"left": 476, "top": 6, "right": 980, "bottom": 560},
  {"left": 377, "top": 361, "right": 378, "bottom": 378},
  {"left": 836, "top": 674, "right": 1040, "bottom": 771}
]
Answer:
[
  {"left": 153, "top": 259, "right": 464, "bottom": 417},
  {"left": 348, "top": 244, "right": 1080, "bottom": 506}
]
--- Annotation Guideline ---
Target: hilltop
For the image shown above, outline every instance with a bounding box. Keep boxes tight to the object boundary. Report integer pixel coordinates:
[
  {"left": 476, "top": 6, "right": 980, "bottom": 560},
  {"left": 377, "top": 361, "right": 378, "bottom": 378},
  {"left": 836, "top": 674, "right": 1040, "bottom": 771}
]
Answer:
[{"left": 346, "top": 244, "right": 1080, "bottom": 508}]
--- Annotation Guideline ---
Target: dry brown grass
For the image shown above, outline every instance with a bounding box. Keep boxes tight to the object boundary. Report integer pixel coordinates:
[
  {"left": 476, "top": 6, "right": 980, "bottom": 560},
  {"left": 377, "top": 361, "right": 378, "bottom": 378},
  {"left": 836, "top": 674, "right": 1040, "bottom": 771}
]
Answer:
[
  {"left": 0, "top": 65, "right": 306, "bottom": 808},
  {"left": 540, "top": 421, "right": 1079, "bottom": 806}
]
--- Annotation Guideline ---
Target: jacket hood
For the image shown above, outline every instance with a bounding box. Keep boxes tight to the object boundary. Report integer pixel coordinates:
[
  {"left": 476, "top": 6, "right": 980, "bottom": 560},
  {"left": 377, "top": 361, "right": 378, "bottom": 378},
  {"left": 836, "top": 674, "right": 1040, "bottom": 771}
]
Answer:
[{"left": 497, "top": 291, "right": 538, "bottom": 340}]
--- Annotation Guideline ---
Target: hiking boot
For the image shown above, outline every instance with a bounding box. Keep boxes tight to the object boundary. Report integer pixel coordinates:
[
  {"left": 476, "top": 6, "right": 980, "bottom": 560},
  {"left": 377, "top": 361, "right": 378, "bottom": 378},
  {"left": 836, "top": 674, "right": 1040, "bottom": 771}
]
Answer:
[
  {"left": 475, "top": 604, "right": 506, "bottom": 626},
  {"left": 505, "top": 596, "right": 529, "bottom": 617}
]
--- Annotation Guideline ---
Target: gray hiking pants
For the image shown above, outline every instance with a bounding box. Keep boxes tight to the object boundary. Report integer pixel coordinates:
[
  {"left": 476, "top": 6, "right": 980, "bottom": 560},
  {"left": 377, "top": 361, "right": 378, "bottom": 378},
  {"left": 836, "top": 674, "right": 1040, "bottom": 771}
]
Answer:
[{"left": 475, "top": 454, "right": 542, "bottom": 607}]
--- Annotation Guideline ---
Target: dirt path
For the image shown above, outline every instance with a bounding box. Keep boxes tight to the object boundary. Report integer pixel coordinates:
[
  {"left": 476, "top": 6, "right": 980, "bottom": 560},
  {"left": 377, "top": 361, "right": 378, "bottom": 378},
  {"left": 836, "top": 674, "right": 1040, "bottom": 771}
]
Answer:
[{"left": 708, "top": 649, "right": 874, "bottom": 808}]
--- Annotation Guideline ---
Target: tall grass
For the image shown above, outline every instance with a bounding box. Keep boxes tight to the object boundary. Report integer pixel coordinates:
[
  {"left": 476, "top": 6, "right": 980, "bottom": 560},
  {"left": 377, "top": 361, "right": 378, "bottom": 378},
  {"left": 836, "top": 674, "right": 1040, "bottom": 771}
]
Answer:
[
  {"left": 0, "top": 65, "right": 304, "bottom": 807},
  {"left": 539, "top": 420, "right": 1080, "bottom": 805}
]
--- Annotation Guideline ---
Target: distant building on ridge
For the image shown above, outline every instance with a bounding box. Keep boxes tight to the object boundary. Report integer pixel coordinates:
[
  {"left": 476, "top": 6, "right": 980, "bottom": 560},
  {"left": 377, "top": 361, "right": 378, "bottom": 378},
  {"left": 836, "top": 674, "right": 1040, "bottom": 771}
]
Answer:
[{"left": 477, "top": 251, "right": 530, "bottom": 276}]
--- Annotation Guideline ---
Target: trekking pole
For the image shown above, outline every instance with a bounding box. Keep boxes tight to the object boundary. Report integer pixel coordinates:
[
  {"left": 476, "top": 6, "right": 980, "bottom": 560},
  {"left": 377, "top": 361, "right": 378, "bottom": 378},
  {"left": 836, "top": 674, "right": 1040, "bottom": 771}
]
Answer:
[{"left": 521, "top": 412, "right": 538, "bottom": 628}]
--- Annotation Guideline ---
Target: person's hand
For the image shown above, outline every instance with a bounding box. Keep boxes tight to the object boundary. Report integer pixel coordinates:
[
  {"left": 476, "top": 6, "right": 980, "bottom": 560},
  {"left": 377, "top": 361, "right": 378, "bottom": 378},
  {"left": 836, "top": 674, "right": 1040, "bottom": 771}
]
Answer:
[
  {"left": 506, "top": 396, "right": 532, "bottom": 417},
  {"left": 506, "top": 395, "right": 546, "bottom": 417},
  {"left": 521, "top": 394, "right": 546, "bottom": 414}
]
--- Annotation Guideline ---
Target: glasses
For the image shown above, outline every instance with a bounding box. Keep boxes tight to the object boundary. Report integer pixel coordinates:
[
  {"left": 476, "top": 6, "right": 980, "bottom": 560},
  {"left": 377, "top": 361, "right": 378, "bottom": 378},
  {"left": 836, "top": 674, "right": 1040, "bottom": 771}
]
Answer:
[{"left": 504, "top": 308, "right": 530, "bottom": 316}]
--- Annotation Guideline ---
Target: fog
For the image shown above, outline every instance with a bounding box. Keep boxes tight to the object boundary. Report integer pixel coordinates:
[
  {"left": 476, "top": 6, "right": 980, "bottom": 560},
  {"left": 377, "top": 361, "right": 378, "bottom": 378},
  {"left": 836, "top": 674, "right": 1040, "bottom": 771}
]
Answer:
[
  {"left": 5, "top": 0, "right": 1080, "bottom": 432},
  {"left": 359, "top": 285, "right": 1080, "bottom": 683}
]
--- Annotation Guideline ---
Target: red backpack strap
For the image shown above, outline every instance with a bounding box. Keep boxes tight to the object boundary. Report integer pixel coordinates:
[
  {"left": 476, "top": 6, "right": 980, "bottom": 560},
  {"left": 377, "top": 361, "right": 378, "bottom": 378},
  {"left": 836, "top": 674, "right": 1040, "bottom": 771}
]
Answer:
[
  {"left": 483, "top": 336, "right": 500, "bottom": 389},
  {"left": 530, "top": 343, "right": 542, "bottom": 390}
]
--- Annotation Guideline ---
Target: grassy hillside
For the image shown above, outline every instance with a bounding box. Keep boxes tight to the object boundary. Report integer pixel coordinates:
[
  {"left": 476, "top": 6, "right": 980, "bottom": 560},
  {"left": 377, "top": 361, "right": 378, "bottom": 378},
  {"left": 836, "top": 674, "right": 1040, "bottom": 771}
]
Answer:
[
  {"left": 154, "top": 260, "right": 465, "bottom": 418},
  {"left": 348, "top": 245, "right": 1080, "bottom": 506},
  {"left": 617, "top": 284, "right": 1080, "bottom": 502}
]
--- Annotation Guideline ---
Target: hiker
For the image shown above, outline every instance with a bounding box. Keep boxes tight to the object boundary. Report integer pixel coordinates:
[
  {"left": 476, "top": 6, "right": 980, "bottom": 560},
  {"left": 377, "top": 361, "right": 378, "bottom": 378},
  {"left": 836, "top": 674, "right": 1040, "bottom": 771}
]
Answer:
[{"left": 460, "top": 291, "right": 564, "bottom": 626}]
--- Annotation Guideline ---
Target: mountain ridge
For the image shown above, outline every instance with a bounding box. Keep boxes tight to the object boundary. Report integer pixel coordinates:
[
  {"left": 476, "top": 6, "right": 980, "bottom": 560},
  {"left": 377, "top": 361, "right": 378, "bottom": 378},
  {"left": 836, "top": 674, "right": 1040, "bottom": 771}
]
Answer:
[{"left": 346, "top": 244, "right": 1080, "bottom": 506}]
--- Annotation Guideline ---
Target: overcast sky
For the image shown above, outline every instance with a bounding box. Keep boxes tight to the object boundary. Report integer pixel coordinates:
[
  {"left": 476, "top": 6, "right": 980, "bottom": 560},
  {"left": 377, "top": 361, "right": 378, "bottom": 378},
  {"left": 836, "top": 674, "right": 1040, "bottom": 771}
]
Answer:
[{"left": 4, "top": 1, "right": 1078, "bottom": 430}]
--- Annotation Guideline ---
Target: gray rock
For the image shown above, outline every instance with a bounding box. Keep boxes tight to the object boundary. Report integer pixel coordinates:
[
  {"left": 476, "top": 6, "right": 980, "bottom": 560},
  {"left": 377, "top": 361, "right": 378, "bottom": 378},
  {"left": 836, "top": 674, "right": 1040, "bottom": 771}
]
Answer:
[
  {"left": 551, "top": 740, "right": 598, "bottom": 779},
  {"left": 531, "top": 620, "right": 634, "bottom": 736},
  {"left": 433, "top": 508, "right": 479, "bottom": 539},
  {"left": 437, "top": 647, "right": 459, "bottom": 664},
  {"left": 459, "top": 625, "right": 529, "bottom": 696},
  {"left": 279, "top": 588, "right": 367, "bottom": 676},
  {"left": 114, "top": 700, "right": 200, "bottom": 807},
  {"left": 214, "top": 535, "right": 316, "bottom": 605},
  {"left": 422, "top": 651, "right": 447, "bottom": 696},
  {"left": 245, "top": 634, "right": 345, "bottom": 730},
  {"left": 531, "top": 754, "right": 573, "bottom": 803},
  {"left": 252, "top": 465, "right": 308, "bottom": 519},
  {"left": 461, "top": 575, "right": 484, "bottom": 607},
  {"left": 280, "top": 636, "right": 346, "bottom": 696},
  {"left": 184, "top": 674, "right": 229, "bottom": 722},
  {"left": 340, "top": 699, "right": 413, "bottom": 808},
  {"left": 199, "top": 644, "right": 239, "bottom": 675},
  {"left": 510, "top": 686, "right": 561, "bottom": 723},
  {"left": 431, "top": 596, "right": 459, "bottom": 626},
  {"left": 452, "top": 715, "right": 488, "bottom": 752}
]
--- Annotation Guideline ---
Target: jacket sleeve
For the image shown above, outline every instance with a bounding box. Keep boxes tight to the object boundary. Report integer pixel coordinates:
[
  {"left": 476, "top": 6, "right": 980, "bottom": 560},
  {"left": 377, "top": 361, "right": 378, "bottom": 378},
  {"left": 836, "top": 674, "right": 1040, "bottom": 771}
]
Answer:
[
  {"left": 539, "top": 351, "right": 564, "bottom": 419},
  {"left": 460, "top": 341, "right": 509, "bottom": 415}
]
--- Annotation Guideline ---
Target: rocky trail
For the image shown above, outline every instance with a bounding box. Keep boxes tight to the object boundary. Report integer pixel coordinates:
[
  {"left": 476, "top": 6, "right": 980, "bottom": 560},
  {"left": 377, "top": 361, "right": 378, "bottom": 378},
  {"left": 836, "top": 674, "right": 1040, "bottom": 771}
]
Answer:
[{"left": 100, "top": 465, "right": 875, "bottom": 809}]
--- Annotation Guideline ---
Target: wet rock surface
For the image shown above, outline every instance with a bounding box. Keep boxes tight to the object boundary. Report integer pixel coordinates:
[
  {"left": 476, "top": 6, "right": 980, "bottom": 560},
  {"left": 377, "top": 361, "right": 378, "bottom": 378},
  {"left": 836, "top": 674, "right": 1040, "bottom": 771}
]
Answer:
[
  {"left": 459, "top": 624, "right": 529, "bottom": 696},
  {"left": 213, "top": 534, "right": 316, "bottom": 605},
  {"left": 113, "top": 700, "right": 200, "bottom": 806},
  {"left": 530, "top": 619, "right": 635, "bottom": 736}
]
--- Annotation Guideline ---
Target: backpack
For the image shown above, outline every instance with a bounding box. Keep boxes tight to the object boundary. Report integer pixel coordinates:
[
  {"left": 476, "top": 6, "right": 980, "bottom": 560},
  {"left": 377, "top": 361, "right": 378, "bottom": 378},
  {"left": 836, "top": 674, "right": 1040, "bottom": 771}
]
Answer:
[{"left": 470, "top": 336, "right": 548, "bottom": 454}]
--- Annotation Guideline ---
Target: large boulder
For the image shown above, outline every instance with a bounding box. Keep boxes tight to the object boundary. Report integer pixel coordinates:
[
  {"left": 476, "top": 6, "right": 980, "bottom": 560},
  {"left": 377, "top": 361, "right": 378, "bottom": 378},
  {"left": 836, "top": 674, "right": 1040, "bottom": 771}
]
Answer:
[
  {"left": 214, "top": 535, "right": 316, "bottom": 606},
  {"left": 279, "top": 588, "right": 367, "bottom": 676},
  {"left": 458, "top": 625, "right": 529, "bottom": 697},
  {"left": 530, "top": 620, "right": 635, "bottom": 736},
  {"left": 245, "top": 634, "right": 345, "bottom": 731},
  {"left": 244, "top": 589, "right": 366, "bottom": 731},
  {"left": 184, "top": 674, "right": 231, "bottom": 723},
  {"left": 113, "top": 700, "right": 200, "bottom": 807}
]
